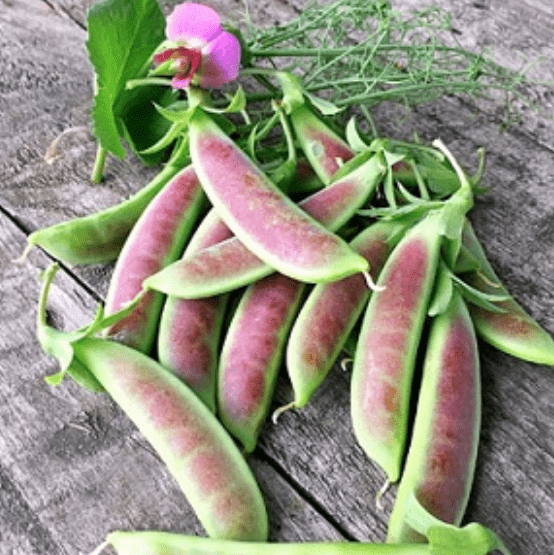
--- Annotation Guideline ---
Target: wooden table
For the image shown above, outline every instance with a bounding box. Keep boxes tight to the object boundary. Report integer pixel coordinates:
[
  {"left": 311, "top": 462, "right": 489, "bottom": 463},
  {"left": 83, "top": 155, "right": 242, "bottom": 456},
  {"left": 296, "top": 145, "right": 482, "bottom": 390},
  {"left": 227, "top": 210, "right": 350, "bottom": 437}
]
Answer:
[{"left": 1, "top": 0, "right": 553, "bottom": 553}]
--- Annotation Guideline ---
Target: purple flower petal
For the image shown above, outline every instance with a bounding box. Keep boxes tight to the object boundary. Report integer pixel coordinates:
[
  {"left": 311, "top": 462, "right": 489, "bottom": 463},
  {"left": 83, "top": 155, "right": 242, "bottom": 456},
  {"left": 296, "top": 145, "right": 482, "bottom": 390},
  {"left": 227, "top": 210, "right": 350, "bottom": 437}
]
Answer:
[
  {"left": 166, "top": 2, "right": 222, "bottom": 43},
  {"left": 197, "top": 30, "right": 241, "bottom": 88}
]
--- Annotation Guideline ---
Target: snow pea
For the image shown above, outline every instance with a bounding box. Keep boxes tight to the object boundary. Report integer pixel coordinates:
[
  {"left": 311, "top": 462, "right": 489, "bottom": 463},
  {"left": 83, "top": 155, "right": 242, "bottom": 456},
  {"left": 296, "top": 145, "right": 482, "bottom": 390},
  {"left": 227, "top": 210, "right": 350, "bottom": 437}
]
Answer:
[
  {"left": 282, "top": 218, "right": 410, "bottom": 413},
  {"left": 218, "top": 272, "right": 305, "bottom": 452},
  {"left": 290, "top": 104, "right": 355, "bottom": 184},
  {"left": 350, "top": 211, "right": 443, "bottom": 484},
  {"left": 157, "top": 208, "right": 234, "bottom": 411},
  {"left": 144, "top": 152, "right": 385, "bottom": 298},
  {"left": 87, "top": 496, "right": 512, "bottom": 555}
]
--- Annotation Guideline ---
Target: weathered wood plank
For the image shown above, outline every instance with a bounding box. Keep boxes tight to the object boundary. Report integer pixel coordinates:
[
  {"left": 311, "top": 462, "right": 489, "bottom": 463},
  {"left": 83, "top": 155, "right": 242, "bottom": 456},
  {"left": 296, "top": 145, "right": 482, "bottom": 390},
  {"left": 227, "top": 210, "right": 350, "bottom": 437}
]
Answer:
[{"left": 2, "top": 0, "right": 554, "bottom": 554}]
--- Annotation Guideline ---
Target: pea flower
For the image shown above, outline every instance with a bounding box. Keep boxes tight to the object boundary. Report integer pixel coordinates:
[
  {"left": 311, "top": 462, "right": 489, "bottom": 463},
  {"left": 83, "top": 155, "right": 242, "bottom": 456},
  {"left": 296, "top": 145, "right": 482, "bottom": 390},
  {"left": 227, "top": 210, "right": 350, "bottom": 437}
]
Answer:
[{"left": 153, "top": 2, "right": 241, "bottom": 90}]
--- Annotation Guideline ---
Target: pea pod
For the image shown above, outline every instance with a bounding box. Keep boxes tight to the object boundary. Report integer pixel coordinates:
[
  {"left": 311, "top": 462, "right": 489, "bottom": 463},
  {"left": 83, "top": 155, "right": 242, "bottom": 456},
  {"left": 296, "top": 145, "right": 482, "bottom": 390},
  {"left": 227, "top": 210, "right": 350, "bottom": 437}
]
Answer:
[
  {"left": 218, "top": 272, "right": 306, "bottom": 452},
  {"left": 144, "top": 152, "right": 386, "bottom": 298},
  {"left": 283, "top": 219, "right": 411, "bottom": 412},
  {"left": 350, "top": 211, "right": 443, "bottom": 484},
  {"left": 22, "top": 139, "right": 190, "bottom": 265},
  {"left": 94, "top": 533, "right": 430, "bottom": 555},
  {"left": 157, "top": 208, "right": 234, "bottom": 411},
  {"left": 188, "top": 109, "right": 368, "bottom": 284},
  {"left": 103, "top": 165, "right": 205, "bottom": 353},
  {"left": 460, "top": 220, "right": 554, "bottom": 365},
  {"left": 88, "top": 497, "right": 512, "bottom": 555},
  {"left": 290, "top": 104, "right": 355, "bottom": 184},
  {"left": 387, "top": 289, "right": 480, "bottom": 543},
  {"left": 37, "top": 264, "right": 268, "bottom": 541}
]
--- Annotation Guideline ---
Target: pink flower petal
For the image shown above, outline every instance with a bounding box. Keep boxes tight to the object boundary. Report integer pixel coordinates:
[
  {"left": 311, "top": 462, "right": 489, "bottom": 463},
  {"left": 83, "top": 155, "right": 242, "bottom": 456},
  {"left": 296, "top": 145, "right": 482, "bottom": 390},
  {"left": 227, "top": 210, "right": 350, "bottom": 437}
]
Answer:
[
  {"left": 197, "top": 31, "right": 241, "bottom": 88},
  {"left": 166, "top": 2, "right": 222, "bottom": 43},
  {"left": 171, "top": 73, "right": 194, "bottom": 89}
]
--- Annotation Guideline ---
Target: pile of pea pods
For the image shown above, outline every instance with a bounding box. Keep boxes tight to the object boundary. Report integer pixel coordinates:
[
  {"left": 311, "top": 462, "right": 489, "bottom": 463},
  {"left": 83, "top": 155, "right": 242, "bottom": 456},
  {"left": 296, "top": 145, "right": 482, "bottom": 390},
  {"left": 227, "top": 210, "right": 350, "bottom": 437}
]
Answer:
[{"left": 30, "top": 93, "right": 554, "bottom": 555}]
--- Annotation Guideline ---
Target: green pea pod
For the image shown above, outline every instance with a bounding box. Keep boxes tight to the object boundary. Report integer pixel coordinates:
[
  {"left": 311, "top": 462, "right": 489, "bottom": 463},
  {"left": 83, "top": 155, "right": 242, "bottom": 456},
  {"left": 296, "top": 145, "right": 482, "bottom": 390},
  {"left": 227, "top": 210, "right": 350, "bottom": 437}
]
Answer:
[
  {"left": 218, "top": 272, "right": 306, "bottom": 452},
  {"left": 188, "top": 109, "right": 368, "bottom": 284},
  {"left": 290, "top": 104, "right": 355, "bottom": 184},
  {"left": 37, "top": 264, "right": 268, "bottom": 541},
  {"left": 103, "top": 165, "right": 205, "bottom": 353},
  {"left": 157, "top": 208, "right": 234, "bottom": 411},
  {"left": 22, "top": 138, "right": 190, "bottom": 265},
  {"left": 94, "top": 533, "right": 430, "bottom": 555},
  {"left": 144, "top": 152, "right": 386, "bottom": 299},
  {"left": 387, "top": 288, "right": 480, "bottom": 543},
  {"left": 88, "top": 496, "right": 512, "bottom": 555},
  {"left": 351, "top": 211, "right": 443, "bottom": 484},
  {"left": 282, "top": 218, "right": 412, "bottom": 412},
  {"left": 460, "top": 219, "right": 554, "bottom": 365}
]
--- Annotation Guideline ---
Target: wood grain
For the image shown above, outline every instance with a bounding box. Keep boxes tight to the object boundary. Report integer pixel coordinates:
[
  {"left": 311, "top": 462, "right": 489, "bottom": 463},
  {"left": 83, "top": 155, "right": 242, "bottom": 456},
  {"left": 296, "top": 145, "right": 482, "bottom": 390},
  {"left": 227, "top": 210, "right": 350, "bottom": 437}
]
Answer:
[{"left": 1, "top": 0, "right": 553, "bottom": 554}]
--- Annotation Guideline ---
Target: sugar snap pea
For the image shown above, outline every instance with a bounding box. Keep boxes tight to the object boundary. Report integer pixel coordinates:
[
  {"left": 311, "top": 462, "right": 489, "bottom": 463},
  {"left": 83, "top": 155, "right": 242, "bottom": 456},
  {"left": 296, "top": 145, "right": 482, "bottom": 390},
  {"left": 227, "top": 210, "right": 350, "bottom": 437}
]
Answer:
[
  {"left": 460, "top": 220, "right": 554, "bottom": 365},
  {"left": 290, "top": 104, "right": 355, "bottom": 184},
  {"left": 350, "top": 211, "right": 443, "bottom": 484},
  {"left": 144, "top": 152, "right": 385, "bottom": 298},
  {"left": 387, "top": 288, "right": 480, "bottom": 543},
  {"left": 188, "top": 109, "right": 368, "bottom": 284},
  {"left": 87, "top": 496, "right": 513, "bottom": 555},
  {"left": 218, "top": 272, "right": 306, "bottom": 452},
  {"left": 282, "top": 218, "right": 412, "bottom": 414},
  {"left": 157, "top": 208, "right": 234, "bottom": 411},
  {"left": 103, "top": 164, "right": 205, "bottom": 353},
  {"left": 37, "top": 264, "right": 268, "bottom": 541},
  {"left": 22, "top": 138, "right": 190, "bottom": 265}
]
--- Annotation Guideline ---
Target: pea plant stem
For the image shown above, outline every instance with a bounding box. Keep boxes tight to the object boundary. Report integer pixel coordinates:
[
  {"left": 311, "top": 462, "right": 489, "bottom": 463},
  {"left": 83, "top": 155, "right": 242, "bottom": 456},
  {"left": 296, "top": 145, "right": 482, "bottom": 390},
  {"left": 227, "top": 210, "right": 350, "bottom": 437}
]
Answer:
[
  {"left": 90, "top": 144, "right": 107, "bottom": 184},
  {"left": 247, "top": 44, "right": 488, "bottom": 61}
]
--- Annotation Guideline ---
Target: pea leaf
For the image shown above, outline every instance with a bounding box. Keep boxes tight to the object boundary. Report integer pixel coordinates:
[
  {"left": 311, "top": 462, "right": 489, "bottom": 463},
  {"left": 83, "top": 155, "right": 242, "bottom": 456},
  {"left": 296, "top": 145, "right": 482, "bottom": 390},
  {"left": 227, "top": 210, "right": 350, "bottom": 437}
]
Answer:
[{"left": 86, "top": 0, "right": 166, "bottom": 158}]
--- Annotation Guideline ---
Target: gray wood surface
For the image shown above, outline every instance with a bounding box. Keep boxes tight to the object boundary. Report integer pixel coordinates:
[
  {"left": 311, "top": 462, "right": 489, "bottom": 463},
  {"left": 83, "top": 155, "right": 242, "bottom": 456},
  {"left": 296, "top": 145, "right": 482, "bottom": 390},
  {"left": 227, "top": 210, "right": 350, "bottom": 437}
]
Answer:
[{"left": 1, "top": 0, "right": 553, "bottom": 554}]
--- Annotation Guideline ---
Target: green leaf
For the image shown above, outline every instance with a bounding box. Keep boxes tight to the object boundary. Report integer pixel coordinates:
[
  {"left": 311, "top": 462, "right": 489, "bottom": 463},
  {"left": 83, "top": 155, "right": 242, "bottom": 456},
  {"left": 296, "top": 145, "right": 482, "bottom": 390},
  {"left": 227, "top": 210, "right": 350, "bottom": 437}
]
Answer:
[
  {"left": 203, "top": 86, "right": 247, "bottom": 114},
  {"left": 86, "top": 0, "right": 166, "bottom": 158},
  {"left": 451, "top": 274, "right": 511, "bottom": 313},
  {"left": 305, "top": 92, "right": 343, "bottom": 115},
  {"left": 118, "top": 86, "right": 176, "bottom": 165},
  {"left": 154, "top": 102, "right": 194, "bottom": 124},
  {"left": 345, "top": 117, "right": 369, "bottom": 152},
  {"left": 452, "top": 244, "right": 481, "bottom": 274}
]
